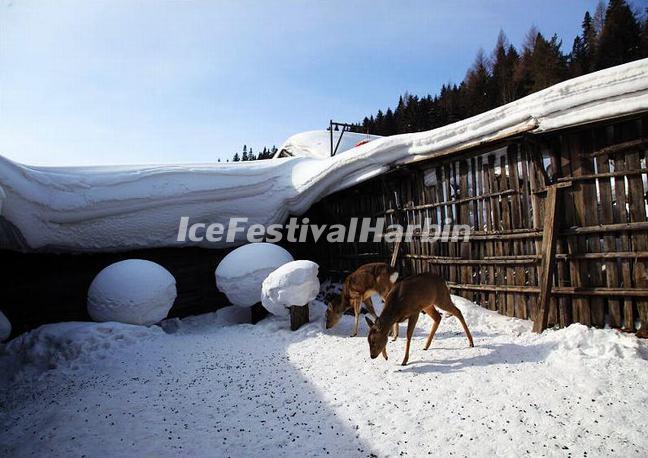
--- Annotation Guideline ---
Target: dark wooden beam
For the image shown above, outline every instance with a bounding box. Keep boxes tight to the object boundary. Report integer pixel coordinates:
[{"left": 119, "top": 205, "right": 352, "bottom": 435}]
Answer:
[{"left": 533, "top": 184, "right": 560, "bottom": 333}]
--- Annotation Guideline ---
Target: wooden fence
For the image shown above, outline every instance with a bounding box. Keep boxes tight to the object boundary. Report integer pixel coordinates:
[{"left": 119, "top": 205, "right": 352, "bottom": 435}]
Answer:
[{"left": 296, "top": 114, "right": 648, "bottom": 336}]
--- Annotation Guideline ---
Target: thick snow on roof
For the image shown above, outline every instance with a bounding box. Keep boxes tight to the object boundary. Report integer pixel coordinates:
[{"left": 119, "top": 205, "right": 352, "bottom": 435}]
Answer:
[
  {"left": 1, "top": 59, "right": 648, "bottom": 252},
  {"left": 275, "top": 130, "right": 381, "bottom": 159}
]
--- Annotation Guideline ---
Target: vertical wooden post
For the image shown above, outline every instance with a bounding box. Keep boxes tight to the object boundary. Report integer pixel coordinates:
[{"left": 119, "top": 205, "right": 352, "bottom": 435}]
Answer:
[
  {"left": 390, "top": 238, "right": 401, "bottom": 269},
  {"left": 251, "top": 303, "right": 268, "bottom": 324},
  {"left": 533, "top": 184, "right": 561, "bottom": 333},
  {"left": 289, "top": 304, "right": 309, "bottom": 331}
]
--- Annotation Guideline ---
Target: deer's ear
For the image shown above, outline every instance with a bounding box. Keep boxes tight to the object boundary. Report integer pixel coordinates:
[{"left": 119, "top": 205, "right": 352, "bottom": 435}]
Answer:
[{"left": 365, "top": 317, "right": 375, "bottom": 328}]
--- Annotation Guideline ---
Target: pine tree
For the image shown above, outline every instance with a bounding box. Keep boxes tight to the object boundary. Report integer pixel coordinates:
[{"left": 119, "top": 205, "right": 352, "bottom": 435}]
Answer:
[
  {"left": 596, "top": 0, "right": 642, "bottom": 69},
  {"left": 571, "top": 11, "right": 598, "bottom": 76},
  {"left": 527, "top": 32, "right": 568, "bottom": 92},
  {"left": 642, "top": 7, "right": 648, "bottom": 58},
  {"left": 593, "top": 0, "right": 606, "bottom": 34},
  {"left": 513, "top": 26, "right": 539, "bottom": 98},
  {"left": 491, "top": 31, "right": 519, "bottom": 105},
  {"left": 463, "top": 48, "right": 495, "bottom": 116},
  {"left": 384, "top": 108, "right": 397, "bottom": 135},
  {"left": 233, "top": 153, "right": 240, "bottom": 162}
]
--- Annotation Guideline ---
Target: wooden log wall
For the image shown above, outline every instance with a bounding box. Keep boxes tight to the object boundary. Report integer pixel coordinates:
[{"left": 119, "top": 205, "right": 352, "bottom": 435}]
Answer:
[
  {"left": 0, "top": 247, "right": 231, "bottom": 337},
  {"left": 298, "top": 114, "right": 648, "bottom": 336}
]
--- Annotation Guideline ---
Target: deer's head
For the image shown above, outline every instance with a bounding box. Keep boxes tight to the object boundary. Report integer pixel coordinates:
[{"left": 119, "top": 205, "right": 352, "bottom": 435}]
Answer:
[
  {"left": 325, "top": 295, "right": 344, "bottom": 329},
  {"left": 365, "top": 317, "right": 389, "bottom": 360}
]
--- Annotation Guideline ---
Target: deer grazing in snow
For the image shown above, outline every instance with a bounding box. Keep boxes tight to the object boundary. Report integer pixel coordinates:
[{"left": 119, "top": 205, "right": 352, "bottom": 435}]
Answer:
[
  {"left": 365, "top": 271, "right": 474, "bottom": 366},
  {"left": 325, "top": 262, "right": 399, "bottom": 337}
]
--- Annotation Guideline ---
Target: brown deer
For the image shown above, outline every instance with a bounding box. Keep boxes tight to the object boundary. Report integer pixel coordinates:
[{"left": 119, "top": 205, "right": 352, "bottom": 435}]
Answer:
[
  {"left": 365, "top": 271, "right": 474, "bottom": 365},
  {"left": 325, "top": 262, "right": 399, "bottom": 337}
]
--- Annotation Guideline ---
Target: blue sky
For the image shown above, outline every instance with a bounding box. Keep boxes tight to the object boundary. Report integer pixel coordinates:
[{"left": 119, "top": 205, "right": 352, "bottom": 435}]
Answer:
[{"left": 0, "top": 0, "right": 608, "bottom": 166}]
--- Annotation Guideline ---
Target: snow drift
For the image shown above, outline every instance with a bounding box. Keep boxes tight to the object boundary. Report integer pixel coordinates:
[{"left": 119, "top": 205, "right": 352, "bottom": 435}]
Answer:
[
  {"left": 0, "top": 310, "right": 11, "bottom": 341},
  {"left": 87, "top": 259, "right": 177, "bottom": 325},
  {"left": 215, "top": 242, "right": 294, "bottom": 307},
  {"left": 275, "top": 130, "right": 381, "bottom": 159},
  {"left": 1, "top": 59, "right": 648, "bottom": 252},
  {"left": 261, "top": 260, "right": 320, "bottom": 316}
]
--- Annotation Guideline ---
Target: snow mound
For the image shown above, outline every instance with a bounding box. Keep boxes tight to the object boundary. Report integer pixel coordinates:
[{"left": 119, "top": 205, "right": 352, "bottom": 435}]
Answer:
[
  {"left": 452, "top": 295, "right": 532, "bottom": 336},
  {"left": 216, "top": 243, "right": 294, "bottom": 307},
  {"left": 0, "top": 321, "right": 163, "bottom": 383},
  {"left": 276, "top": 130, "right": 381, "bottom": 159},
  {"left": 546, "top": 324, "right": 644, "bottom": 360},
  {"left": 87, "top": 259, "right": 177, "bottom": 325},
  {"left": 261, "top": 260, "right": 320, "bottom": 316},
  {"left": 0, "top": 310, "right": 11, "bottom": 341}
]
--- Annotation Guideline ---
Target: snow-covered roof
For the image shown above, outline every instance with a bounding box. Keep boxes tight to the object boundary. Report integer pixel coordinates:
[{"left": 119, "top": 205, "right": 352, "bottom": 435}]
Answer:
[
  {"left": 275, "top": 130, "right": 381, "bottom": 159},
  {"left": 2, "top": 59, "right": 648, "bottom": 252}
]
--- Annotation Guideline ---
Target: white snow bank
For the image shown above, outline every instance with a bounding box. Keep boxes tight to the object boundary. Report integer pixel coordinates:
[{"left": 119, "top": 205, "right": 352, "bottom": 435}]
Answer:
[
  {"left": 0, "top": 310, "right": 11, "bottom": 341},
  {"left": 261, "top": 260, "right": 320, "bottom": 316},
  {"left": 545, "top": 323, "right": 644, "bottom": 360},
  {"left": 2, "top": 60, "right": 648, "bottom": 252},
  {"left": 275, "top": 130, "right": 381, "bottom": 159},
  {"left": 87, "top": 259, "right": 177, "bottom": 325},
  {"left": 215, "top": 242, "right": 293, "bottom": 307},
  {"left": 0, "top": 321, "right": 163, "bottom": 384}
]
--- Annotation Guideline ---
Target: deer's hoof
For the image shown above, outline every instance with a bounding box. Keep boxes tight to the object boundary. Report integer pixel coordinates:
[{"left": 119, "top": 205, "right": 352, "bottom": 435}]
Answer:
[{"left": 401, "top": 360, "right": 408, "bottom": 366}]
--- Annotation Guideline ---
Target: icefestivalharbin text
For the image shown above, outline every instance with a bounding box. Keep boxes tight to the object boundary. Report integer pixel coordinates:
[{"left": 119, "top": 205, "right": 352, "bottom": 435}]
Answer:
[{"left": 176, "top": 216, "right": 470, "bottom": 244}]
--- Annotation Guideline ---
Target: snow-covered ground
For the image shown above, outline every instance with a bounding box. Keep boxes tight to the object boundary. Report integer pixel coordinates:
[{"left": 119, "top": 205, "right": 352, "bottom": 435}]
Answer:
[{"left": 1, "top": 296, "right": 646, "bottom": 457}]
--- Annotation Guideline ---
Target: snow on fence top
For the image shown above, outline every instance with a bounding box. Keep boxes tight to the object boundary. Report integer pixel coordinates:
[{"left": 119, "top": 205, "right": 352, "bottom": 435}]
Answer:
[{"left": 1, "top": 59, "right": 648, "bottom": 252}]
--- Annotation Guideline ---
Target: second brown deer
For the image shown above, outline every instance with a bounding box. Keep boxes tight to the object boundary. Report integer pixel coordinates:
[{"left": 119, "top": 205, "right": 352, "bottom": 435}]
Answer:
[
  {"left": 325, "top": 262, "right": 399, "bottom": 337},
  {"left": 365, "top": 271, "right": 474, "bottom": 365}
]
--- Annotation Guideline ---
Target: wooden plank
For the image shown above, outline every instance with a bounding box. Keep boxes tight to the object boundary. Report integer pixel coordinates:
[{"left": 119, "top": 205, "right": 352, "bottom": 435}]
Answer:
[
  {"left": 565, "top": 133, "right": 591, "bottom": 326},
  {"left": 581, "top": 131, "right": 605, "bottom": 327},
  {"left": 489, "top": 154, "right": 505, "bottom": 314},
  {"left": 508, "top": 145, "right": 527, "bottom": 319},
  {"left": 533, "top": 184, "right": 560, "bottom": 333},
  {"left": 595, "top": 128, "right": 622, "bottom": 328},
  {"left": 591, "top": 137, "right": 648, "bottom": 157},
  {"left": 448, "top": 283, "right": 648, "bottom": 297},
  {"left": 481, "top": 157, "right": 497, "bottom": 310},
  {"left": 623, "top": 121, "right": 648, "bottom": 334},
  {"left": 613, "top": 127, "right": 635, "bottom": 331},
  {"left": 500, "top": 154, "right": 515, "bottom": 317}
]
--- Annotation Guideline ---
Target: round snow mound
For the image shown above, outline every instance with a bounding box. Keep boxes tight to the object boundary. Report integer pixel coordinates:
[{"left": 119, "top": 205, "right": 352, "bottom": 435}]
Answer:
[
  {"left": 0, "top": 310, "right": 11, "bottom": 341},
  {"left": 215, "top": 243, "right": 293, "bottom": 307},
  {"left": 261, "top": 260, "right": 320, "bottom": 317},
  {"left": 87, "top": 259, "right": 177, "bottom": 325}
]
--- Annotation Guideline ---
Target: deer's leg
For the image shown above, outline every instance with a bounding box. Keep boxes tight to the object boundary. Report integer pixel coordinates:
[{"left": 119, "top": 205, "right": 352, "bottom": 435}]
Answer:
[
  {"left": 444, "top": 302, "right": 474, "bottom": 347},
  {"left": 351, "top": 298, "right": 361, "bottom": 337},
  {"left": 401, "top": 313, "right": 419, "bottom": 366},
  {"left": 391, "top": 323, "right": 399, "bottom": 341},
  {"left": 423, "top": 306, "right": 442, "bottom": 350},
  {"left": 362, "top": 296, "right": 378, "bottom": 320}
]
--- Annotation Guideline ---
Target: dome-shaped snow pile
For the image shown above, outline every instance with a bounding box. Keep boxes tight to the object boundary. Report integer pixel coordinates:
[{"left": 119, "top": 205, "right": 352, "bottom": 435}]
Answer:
[
  {"left": 87, "top": 259, "right": 177, "bottom": 325},
  {"left": 0, "top": 310, "right": 11, "bottom": 341},
  {"left": 261, "top": 260, "right": 320, "bottom": 317},
  {"left": 215, "top": 243, "right": 293, "bottom": 307}
]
